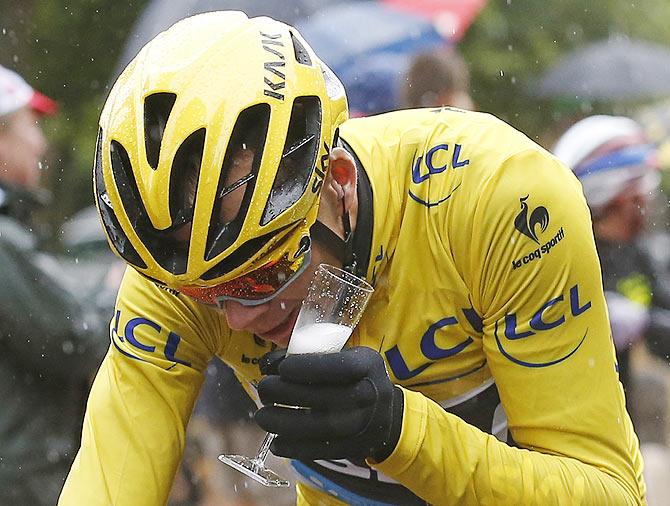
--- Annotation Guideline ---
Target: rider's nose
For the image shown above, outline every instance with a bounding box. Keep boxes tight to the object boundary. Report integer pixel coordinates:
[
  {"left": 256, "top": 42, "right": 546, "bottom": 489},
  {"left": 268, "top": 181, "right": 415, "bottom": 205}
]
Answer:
[{"left": 222, "top": 300, "right": 269, "bottom": 331}]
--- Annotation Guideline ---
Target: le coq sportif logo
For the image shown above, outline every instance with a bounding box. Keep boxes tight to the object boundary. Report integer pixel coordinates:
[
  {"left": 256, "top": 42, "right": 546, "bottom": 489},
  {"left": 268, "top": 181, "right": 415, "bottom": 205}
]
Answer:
[
  {"left": 513, "top": 195, "right": 549, "bottom": 244},
  {"left": 511, "top": 195, "right": 564, "bottom": 271}
]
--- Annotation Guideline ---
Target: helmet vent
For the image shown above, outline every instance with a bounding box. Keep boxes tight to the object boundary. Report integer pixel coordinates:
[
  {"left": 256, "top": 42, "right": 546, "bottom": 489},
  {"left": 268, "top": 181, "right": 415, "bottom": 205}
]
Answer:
[
  {"left": 144, "top": 92, "right": 177, "bottom": 170},
  {"left": 205, "top": 103, "right": 270, "bottom": 262},
  {"left": 201, "top": 226, "right": 290, "bottom": 281},
  {"left": 94, "top": 129, "right": 146, "bottom": 268},
  {"left": 261, "top": 96, "right": 321, "bottom": 225},
  {"left": 290, "top": 31, "right": 312, "bottom": 66},
  {"left": 109, "top": 138, "right": 188, "bottom": 275},
  {"left": 169, "top": 128, "right": 205, "bottom": 227}
]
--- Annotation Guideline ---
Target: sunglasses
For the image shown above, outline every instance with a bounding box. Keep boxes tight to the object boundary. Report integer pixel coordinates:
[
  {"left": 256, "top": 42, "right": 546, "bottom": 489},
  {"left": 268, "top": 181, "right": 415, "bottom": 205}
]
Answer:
[{"left": 179, "top": 248, "right": 312, "bottom": 308}]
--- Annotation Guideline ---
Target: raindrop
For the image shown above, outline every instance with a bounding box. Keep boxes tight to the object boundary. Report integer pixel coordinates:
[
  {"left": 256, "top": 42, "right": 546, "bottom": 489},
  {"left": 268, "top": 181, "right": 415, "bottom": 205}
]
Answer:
[
  {"left": 47, "top": 449, "right": 60, "bottom": 463},
  {"left": 499, "top": 70, "right": 504, "bottom": 77},
  {"left": 280, "top": 301, "right": 286, "bottom": 310},
  {"left": 62, "top": 340, "right": 74, "bottom": 354}
]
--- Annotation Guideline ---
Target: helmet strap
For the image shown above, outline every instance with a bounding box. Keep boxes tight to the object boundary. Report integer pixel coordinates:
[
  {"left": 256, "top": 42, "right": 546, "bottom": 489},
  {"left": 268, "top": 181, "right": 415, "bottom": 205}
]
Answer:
[
  {"left": 341, "top": 201, "right": 357, "bottom": 274},
  {"left": 310, "top": 198, "right": 357, "bottom": 274}
]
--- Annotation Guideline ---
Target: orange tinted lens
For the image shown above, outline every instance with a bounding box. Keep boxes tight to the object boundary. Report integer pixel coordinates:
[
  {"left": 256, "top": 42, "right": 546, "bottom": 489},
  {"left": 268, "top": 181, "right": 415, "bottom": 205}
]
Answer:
[{"left": 180, "top": 251, "right": 309, "bottom": 306}]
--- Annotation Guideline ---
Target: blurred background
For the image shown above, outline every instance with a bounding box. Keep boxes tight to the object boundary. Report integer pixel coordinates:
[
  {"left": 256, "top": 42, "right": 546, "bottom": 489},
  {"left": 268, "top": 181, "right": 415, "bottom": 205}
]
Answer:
[
  {"left": 4, "top": 0, "right": 670, "bottom": 230},
  {"left": 4, "top": 1, "right": 670, "bottom": 504}
]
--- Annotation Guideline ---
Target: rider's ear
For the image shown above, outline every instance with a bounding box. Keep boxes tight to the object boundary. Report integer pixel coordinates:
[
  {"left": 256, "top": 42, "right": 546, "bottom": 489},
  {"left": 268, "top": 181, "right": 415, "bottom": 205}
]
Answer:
[{"left": 327, "top": 147, "right": 357, "bottom": 212}]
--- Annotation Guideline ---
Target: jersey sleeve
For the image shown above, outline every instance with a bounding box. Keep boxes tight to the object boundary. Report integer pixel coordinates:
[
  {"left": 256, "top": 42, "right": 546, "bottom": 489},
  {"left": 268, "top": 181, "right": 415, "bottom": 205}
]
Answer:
[
  {"left": 58, "top": 267, "right": 227, "bottom": 505},
  {"left": 373, "top": 148, "right": 645, "bottom": 504}
]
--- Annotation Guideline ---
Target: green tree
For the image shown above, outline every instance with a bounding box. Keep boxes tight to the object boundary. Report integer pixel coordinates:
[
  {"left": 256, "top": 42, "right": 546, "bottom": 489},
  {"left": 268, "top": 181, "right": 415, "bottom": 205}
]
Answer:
[{"left": 0, "top": 0, "right": 147, "bottom": 226}]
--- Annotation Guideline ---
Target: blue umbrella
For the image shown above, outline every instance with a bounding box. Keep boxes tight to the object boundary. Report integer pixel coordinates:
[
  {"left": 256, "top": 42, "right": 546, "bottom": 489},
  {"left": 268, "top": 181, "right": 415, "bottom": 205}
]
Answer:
[{"left": 297, "top": 1, "right": 447, "bottom": 115}]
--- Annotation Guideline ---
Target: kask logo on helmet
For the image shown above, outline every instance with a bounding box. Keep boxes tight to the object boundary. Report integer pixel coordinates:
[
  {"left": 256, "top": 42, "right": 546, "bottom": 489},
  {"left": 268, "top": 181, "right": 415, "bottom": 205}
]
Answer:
[
  {"left": 311, "top": 141, "right": 330, "bottom": 194},
  {"left": 261, "top": 31, "right": 287, "bottom": 101}
]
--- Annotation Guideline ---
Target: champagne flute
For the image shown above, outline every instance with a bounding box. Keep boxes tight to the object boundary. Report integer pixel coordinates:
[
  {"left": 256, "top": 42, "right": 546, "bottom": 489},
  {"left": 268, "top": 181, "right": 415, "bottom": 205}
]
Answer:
[{"left": 218, "top": 263, "right": 374, "bottom": 487}]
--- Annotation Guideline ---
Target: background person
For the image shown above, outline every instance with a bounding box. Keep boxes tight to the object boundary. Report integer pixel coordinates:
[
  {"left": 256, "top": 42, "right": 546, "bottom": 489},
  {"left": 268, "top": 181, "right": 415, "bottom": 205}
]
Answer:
[
  {"left": 553, "top": 115, "right": 670, "bottom": 392},
  {"left": 61, "top": 13, "right": 645, "bottom": 505},
  {"left": 554, "top": 114, "right": 670, "bottom": 505},
  {"left": 0, "top": 64, "right": 116, "bottom": 505},
  {"left": 348, "top": 46, "right": 476, "bottom": 119},
  {"left": 402, "top": 47, "right": 475, "bottom": 110}
]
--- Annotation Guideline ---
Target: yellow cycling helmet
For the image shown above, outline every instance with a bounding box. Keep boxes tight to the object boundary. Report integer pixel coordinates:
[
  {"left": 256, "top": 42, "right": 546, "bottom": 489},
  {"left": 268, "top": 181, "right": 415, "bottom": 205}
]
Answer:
[{"left": 94, "top": 11, "right": 348, "bottom": 290}]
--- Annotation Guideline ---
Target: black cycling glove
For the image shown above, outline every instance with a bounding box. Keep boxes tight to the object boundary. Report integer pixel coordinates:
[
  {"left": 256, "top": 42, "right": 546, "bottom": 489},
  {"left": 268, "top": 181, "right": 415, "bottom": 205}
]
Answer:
[{"left": 255, "top": 346, "right": 404, "bottom": 462}]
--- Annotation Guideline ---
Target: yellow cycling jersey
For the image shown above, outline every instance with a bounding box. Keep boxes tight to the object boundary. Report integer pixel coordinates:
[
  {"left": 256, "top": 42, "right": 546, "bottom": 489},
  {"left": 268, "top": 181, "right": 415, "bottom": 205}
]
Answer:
[{"left": 59, "top": 108, "right": 645, "bottom": 505}]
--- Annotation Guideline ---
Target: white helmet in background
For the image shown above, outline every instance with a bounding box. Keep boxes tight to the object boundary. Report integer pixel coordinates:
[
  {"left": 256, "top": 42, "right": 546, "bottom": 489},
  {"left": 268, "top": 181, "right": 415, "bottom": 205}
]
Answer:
[{"left": 553, "top": 115, "right": 660, "bottom": 214}]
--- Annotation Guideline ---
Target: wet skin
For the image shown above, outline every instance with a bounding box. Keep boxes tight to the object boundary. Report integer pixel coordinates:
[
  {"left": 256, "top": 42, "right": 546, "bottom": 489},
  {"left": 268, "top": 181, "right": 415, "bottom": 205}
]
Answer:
[
  {"left": 222, "top": 241, "right": 341, "bottom": 348},
  {"left": 0, "top": 108, "right": 48, "bottom": 189}
]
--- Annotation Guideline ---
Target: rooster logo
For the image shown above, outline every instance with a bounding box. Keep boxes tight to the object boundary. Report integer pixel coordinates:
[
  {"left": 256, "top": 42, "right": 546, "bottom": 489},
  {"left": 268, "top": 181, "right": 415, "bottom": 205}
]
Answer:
[{"left": 514, "top": 195, "right": 549, "bottom": 244}]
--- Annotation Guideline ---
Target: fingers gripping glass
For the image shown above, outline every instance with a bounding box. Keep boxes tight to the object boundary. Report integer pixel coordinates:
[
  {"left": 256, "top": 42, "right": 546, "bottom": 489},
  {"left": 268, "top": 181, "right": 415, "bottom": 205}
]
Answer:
[{"left": 179, "top": 250, "right": 312, "bottom": 307}]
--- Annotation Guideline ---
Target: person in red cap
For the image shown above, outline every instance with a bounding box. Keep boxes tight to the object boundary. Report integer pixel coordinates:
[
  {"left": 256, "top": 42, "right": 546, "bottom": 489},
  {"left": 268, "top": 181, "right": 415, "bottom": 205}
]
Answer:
[
  {"left": 0, "top": 64, "right": 57, "bottom": 190},
  {"left": 0, "top": 64, "right": 116, "bottom": 506}
]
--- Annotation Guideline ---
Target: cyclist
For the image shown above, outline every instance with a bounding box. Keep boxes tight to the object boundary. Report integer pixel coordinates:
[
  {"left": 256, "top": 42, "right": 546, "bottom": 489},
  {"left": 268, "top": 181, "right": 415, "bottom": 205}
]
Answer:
[
  {"left": 60, "top": 12, "right": 645, "bottom": 505},
  {"left": 554, "top": 114, "right": 670, "bottom": 505}
]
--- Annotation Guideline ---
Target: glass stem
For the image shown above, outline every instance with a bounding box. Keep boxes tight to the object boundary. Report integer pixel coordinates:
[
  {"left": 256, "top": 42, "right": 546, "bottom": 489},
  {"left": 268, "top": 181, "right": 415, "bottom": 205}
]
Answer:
[{"left": 254, "top": 432, "right": 276, "bottom": 468}]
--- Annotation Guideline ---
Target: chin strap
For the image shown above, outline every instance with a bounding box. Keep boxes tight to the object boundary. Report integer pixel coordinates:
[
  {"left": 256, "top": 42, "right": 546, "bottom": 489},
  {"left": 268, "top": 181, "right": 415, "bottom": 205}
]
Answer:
[
  {"left": 310, "top": 201, "right": 357, "bottom": 275},
  {"left": 340, "top": 204, "right": 358, "bottom": 274}
]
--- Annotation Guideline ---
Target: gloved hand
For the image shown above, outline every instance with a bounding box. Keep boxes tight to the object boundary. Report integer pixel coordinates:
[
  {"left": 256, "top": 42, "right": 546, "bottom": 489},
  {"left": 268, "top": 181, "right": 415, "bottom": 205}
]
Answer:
[
  {"left": 255, "top": 346, "right": 403, "bottom": 462},
  {"left": 604, "top": 290, "right": 650, "bottom": 351}
]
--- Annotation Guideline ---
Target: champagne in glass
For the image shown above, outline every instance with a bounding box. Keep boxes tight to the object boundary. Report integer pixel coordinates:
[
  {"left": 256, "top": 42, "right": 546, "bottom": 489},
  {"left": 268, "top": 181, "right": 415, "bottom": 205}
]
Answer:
[{"left": 218, "top": 264, "right": 374, "bottom": 487}]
